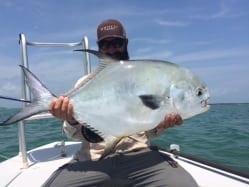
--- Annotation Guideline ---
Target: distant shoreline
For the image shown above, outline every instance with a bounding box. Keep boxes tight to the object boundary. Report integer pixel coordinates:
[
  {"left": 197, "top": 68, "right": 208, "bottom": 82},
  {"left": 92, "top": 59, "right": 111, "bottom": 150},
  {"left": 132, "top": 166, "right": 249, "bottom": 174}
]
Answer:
[
  {"left": 0, "top": 102, "right": 249, "bottom": 110},
  {"left": 210, "top": 102, "right": 249, "bottom": 105}
]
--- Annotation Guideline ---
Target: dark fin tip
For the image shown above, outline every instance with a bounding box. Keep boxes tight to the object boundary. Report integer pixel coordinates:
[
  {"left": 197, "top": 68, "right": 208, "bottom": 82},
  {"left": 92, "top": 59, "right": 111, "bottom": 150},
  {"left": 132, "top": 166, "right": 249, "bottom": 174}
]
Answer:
[
  {"left": 74, "top": 49, "right": 114, "bottom": 61},
  {"left": 139, "top": 95, "right": 162, "bottom": 110}
]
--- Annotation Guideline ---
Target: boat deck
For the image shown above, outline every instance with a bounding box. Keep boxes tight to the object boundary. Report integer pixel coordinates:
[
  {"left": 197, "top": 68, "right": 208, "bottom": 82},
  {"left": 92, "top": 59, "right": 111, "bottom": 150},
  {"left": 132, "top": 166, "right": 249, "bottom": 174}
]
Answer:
[
  {"left": 0, "top": 141, "right": 80, "bottom": 187},
  {"left": 0, "top": 141, "right": 248, "bottom": 187}
]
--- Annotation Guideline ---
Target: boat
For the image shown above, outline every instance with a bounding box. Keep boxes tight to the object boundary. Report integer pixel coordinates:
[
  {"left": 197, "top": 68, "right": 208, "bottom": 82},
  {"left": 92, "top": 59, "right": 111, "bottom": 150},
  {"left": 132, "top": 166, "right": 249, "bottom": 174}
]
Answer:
[
  {"left": 0, "top": 34, "right": 248, "bottom": 187},
  {"left": 1, "top": 141, "right": 248, "bottom": 187}
]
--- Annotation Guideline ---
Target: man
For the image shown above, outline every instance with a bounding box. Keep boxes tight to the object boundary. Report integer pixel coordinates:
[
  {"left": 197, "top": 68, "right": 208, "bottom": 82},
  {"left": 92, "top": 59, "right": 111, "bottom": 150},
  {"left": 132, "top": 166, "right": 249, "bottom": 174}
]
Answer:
[{"left": 44, "top": 19, "right": 198, "bottom": 187}]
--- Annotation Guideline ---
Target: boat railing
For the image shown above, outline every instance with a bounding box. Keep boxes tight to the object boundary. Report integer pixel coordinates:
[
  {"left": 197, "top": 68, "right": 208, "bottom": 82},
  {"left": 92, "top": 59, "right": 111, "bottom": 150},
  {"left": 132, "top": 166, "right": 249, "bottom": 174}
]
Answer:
[{"left": 18, "top": 33, "right": 91, "bottom": 168}]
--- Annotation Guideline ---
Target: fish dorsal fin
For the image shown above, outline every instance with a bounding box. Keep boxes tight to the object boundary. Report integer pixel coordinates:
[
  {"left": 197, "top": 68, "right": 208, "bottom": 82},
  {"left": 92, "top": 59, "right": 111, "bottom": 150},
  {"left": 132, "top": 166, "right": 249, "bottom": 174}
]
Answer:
[
  {"left": 77, "top": 49, "right": 116, "bottom": 76},
  {"left": 67, "top": 49, "right": 117, "bottom": 95},
  {"left": 74, "top": 49, "right": 116, "bottom": 66}
]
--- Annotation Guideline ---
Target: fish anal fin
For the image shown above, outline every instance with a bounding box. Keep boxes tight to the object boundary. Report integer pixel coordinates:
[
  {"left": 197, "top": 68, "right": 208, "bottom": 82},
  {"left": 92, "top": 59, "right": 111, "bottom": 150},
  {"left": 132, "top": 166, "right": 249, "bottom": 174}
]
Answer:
[
  {"left": 81, "top": 124, "right": 104, "bottom": 143},
  {"left": 99, "top": 136, "right": 123, "bottom": 160},
  {"left": 139, "top": 94, "right": 166, "bottom": 110}
]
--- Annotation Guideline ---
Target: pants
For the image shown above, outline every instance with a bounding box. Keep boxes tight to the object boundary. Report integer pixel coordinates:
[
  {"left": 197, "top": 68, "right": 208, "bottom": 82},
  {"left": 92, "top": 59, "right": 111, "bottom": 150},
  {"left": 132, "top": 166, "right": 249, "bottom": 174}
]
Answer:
[{"left": 43, "top": 148, "right": 198, "bottom": 187}]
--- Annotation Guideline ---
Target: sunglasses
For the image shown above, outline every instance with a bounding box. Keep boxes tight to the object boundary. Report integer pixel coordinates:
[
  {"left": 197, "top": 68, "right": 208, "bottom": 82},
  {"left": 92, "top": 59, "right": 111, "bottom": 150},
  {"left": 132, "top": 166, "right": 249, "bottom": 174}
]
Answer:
[{"left": 98, "top": 38, "right": 125, "bottom": 49}]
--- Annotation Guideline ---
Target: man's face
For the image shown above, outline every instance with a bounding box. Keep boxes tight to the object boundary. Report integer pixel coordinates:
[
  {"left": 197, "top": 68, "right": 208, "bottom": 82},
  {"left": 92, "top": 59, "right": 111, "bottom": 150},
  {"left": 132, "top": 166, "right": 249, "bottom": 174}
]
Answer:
[{"left": 98, "top": 37, "right": 128, "bottom": 60}]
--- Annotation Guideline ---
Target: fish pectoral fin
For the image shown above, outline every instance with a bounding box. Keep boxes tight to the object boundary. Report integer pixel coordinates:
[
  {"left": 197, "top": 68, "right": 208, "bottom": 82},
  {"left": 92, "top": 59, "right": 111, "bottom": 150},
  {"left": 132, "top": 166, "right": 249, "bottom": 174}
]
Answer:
[
  {"left": 139, "top": 94, "right": 165, "bottom": 110},
  {"left": 99, "top": 136, "right": 123, "bottom": 160}
]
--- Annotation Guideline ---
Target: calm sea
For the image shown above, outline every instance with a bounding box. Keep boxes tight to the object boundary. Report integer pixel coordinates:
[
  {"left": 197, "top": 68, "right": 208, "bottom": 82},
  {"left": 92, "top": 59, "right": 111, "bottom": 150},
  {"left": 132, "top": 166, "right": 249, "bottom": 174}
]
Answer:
[{"left": 0, "top": 104, "right": 248, "bottom": 173}]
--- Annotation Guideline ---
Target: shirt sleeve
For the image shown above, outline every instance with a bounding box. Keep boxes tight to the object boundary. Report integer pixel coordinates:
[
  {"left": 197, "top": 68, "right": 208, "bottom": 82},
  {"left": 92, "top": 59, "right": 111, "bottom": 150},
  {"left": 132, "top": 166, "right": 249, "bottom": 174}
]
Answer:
[
  {"left": 63, "top": 121, "right": 85, "bottom": 141},
  {"left": 146, "top": 127, "right": 165, "bottom": 138}
]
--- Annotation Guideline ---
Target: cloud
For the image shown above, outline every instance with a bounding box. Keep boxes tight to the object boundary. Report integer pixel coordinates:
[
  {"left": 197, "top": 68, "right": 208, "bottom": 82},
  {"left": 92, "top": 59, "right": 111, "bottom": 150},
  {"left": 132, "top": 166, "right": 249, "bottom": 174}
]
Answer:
[
  {"left": 171, "top": 47, "right": 249, "bottom": 63},
  {"left": 187, "top": 56, "right": 249, "bottom": 103},
  {"left": 190, "top": 0, "right": 248, "bottom": 20},
  {"left": 131, "top": 47, "right": 173, "bottom": 60},
  {"left": 131, "top": 38, "right": 170, "bottom": 45},
  {"left": 156, "top": 19, "right": 189, "bottom": 27},
  {"left": 0, "top": 0, "right": 248, "bottom": 106}
]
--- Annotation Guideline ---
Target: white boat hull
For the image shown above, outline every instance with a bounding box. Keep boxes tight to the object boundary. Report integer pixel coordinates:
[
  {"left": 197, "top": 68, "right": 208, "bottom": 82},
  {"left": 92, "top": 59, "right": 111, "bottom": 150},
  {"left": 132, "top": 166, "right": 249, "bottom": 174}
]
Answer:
[
  {"left": 0, "top": 141, "right": 248, "bottom": 187},
  {"left": 0, "top": 142, "right": 80, "bottom": 187}
]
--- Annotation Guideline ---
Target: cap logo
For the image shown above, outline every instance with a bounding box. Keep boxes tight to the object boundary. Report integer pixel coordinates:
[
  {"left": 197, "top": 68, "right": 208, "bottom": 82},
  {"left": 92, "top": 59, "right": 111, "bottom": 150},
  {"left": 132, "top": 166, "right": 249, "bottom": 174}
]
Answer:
[{"left": 100, "top": 24, "right": 118, "bottom": 31}]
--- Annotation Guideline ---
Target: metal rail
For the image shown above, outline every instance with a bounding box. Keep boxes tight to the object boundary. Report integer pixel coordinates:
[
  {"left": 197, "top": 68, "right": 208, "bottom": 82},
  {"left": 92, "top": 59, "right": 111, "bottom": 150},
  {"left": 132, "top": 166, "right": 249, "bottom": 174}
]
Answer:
[{"left": 18, "top": 33, "right": 91, "bottom": 168}]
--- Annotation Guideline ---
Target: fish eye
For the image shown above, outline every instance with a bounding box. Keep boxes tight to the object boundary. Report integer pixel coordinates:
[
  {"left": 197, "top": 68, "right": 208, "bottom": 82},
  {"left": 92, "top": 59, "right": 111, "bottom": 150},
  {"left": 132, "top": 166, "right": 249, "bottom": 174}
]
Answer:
[{"left": 196, "top": 88, "right": 203, "bottom": 97}]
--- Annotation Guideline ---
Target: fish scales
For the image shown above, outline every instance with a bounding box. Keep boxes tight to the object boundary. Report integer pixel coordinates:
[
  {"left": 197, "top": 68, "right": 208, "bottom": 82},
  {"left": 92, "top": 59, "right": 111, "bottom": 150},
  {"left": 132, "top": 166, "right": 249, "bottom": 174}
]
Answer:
[{"left": 71, "top": 61, "right": 177, "bottom": 136}]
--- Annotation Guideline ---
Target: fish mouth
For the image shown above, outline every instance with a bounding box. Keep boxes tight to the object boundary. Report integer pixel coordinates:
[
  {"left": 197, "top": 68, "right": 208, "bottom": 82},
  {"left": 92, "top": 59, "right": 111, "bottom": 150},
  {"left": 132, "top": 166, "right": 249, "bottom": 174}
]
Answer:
[{"left": 201, "top": 97, "right": 210, "bottom": 108}]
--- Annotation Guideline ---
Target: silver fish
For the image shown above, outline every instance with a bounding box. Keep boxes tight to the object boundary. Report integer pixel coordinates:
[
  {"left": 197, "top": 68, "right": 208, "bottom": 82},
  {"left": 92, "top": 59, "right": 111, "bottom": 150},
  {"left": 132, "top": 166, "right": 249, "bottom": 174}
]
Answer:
[{"left": 1, "top": 49, "right": 210, "bottom": 158}]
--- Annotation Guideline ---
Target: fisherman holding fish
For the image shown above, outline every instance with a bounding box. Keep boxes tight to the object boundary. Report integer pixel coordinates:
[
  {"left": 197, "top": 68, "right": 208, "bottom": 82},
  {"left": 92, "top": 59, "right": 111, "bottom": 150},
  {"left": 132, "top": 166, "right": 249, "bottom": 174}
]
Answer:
[{"left": 43, "top": 19, "right": 199, "bottom": 187}]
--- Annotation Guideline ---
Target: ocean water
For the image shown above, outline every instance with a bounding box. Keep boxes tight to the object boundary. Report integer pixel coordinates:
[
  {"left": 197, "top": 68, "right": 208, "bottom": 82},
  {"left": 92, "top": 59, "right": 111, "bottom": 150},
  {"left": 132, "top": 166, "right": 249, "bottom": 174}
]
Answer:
[{"left": 0, "top": 104, "right": 248, "bottom": 173}]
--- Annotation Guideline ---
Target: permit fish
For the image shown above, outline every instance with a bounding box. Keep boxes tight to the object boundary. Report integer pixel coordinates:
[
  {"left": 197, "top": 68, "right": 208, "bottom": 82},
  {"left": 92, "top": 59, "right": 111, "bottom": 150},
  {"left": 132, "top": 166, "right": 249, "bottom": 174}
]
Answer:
[{"left": 0, "top": 49, "right": 210, "bottom": 158}]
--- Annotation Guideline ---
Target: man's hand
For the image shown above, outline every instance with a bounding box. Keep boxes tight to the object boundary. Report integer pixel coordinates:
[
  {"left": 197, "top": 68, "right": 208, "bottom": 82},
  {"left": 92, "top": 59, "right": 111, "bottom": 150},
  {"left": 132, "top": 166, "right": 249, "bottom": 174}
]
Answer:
[
  {"left": 157, "top": 113, "right": 182, "bottom": 129},
  {"left": 49, "top": 95, "right": 74, "bottom": 122}
]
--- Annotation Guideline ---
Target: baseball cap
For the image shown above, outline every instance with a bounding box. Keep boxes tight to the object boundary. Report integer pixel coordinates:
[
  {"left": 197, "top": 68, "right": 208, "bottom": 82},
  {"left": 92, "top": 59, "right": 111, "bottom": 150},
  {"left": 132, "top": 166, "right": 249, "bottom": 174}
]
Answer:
[{"left": 97, "top": 19, "right": 126, "bottom": 42}]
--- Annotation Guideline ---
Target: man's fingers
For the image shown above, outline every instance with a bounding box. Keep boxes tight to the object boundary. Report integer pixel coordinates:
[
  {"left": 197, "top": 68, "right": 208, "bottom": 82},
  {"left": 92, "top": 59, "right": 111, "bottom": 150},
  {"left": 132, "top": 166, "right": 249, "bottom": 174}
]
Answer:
[
  {"left": 49, "top": 98, "right": 57, "bottom": 115},
  {"left": 61, "top": 97, "right": 69, "bottom": 112},
  {"left": 66, "top": 103, "right": 74, "bottom": 121},
  {"left": 176, "top": 114, "right": 183, "bottom": 125},
  {"left": 165, "top": 113, "right": 174, "bottom": 127}
]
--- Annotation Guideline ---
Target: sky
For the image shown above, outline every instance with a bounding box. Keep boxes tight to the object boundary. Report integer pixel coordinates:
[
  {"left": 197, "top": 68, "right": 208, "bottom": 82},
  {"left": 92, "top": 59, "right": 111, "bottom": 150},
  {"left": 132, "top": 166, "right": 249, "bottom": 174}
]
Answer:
[{"left": 0, "top": 0, "right": 248, "bottom": 107}]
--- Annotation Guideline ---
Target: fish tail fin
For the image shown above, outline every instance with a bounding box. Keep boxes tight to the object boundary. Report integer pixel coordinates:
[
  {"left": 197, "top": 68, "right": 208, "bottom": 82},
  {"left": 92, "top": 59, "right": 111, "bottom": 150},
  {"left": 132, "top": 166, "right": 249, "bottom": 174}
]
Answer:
[
  {"left": 0, "top": 65, "right": 56, "bottom": 126},
  {"left": 99, "top": 136, "right": 123, "bottom": 160}
]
